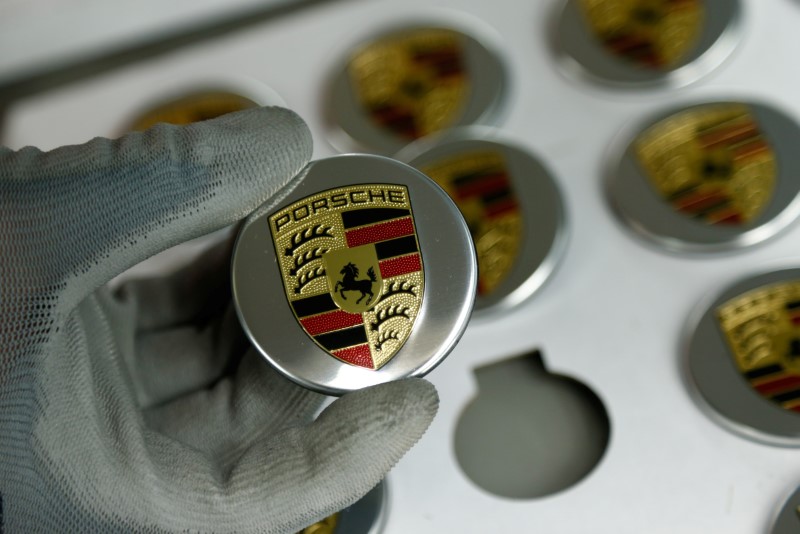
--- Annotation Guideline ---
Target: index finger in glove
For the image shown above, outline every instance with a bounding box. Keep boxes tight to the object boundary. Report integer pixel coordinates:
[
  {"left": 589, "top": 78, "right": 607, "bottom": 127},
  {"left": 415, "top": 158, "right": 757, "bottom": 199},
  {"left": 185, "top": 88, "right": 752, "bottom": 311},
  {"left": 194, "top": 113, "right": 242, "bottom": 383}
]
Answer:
[{"left": 0, "top": 107, "right": 311, "bottom": 312}]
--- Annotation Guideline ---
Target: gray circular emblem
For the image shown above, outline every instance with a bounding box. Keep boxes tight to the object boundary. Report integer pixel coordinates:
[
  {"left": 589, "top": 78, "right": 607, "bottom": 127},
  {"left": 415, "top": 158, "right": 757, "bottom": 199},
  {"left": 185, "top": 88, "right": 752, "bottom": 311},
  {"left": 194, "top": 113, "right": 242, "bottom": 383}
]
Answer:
[
  {"left": 397, "top": 127, "right": 567, "bottom": 315},
  {"left": 323, "top": 20, "right": 509, "bottom": 154},
  {"left": 554, "top": 0, "right": 742, "bottom": 89},
  {"left": 608, "top": 101, "right": 800, "bottom": 253},
  {"left": 771, "top": 485, "right": 800, "bottom": 534},
  {"left": 232, "top": 154, "right": 476, "bottom": 395},
  {"left": 686, "top": 269, "right": 800, "bottom": 447}
]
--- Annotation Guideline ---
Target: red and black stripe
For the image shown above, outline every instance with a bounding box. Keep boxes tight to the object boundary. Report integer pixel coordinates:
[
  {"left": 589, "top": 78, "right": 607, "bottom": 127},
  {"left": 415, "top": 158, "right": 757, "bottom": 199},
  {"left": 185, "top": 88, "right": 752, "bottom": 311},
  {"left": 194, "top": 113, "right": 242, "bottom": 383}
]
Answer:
[
  {"left": 605, "top": 34, "right": 662, "bottom": 68},
  {"left": 698, "top": 118, "right": 770, "bottom": 164},
  {"left": 744, "top": 360, "right": 800, "bottom": 413},
  {"left": 314, "top": 325, "right": 369, "bottom": 351},
  {"left": 698, "top": 120, "right": 759, "bottom": 149},
  {"left": 292, "top": 293, "right": 374, "bottom": 368},
  {"left": 344, "top": 207, "right": 423, "bottom": 279},
  {"left": 668, "top": 185, "right": 742, "bottom": 225},
  {"left": 376, "top": 235, "right": 418, "bottom": 260},
  {"left": 342, "top": 207, "right": 410, "bottom": 229},
  {"left": 786, "top": 300, "right": 800, "bottom": 326},
  {"left": 411, "top": 47, "right": 464, "bottom": 79},
  {"left": 368, "top": 104, "right": 418, "bottom": 139},
  {"left": 451, "top": 168, "right": 518, "bottom": 218},
  {"left": 288, "top": 206, "right": 422, "bottom": 369}
]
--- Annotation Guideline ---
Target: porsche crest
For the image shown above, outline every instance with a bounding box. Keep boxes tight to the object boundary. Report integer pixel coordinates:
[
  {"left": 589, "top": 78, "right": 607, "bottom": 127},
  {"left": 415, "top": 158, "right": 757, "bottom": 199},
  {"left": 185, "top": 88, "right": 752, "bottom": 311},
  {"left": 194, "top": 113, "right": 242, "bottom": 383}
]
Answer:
[
  {"left": 269, "top": 184, "right": 424, "bottom": 370},
  {"left": 635, "top": 103, "right": 776, "bottom": 225},
  {"left": 578, "top": 0, "right": 705, "bottom": 69},
  {"left": 421, "top": 151, "right": 521, "bottom": 296},
  {"left": 348, "top": 28, "right": 470, "bottom": 140},
  {"left": 717, "top": 281, "right": 800, "bottom": 414}
]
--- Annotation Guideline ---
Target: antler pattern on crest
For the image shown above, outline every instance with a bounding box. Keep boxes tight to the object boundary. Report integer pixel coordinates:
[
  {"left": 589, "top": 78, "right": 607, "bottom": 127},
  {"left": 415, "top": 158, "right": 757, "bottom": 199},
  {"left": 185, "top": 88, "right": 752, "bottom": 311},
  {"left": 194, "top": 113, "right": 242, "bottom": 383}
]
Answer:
[{"left": 285, "top": 225, "right": 334, "bottom": 257}]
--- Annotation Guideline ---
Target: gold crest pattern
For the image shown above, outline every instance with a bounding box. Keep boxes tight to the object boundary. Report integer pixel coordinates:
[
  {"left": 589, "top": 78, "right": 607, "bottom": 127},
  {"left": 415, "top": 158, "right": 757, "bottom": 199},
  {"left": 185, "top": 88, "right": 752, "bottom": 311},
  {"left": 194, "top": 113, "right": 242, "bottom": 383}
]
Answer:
[
  {"left": 348, "top": 29, "right": 470, "bottom": 140},
  {"left": 128, "top": 91, "right": 257, "bottom": 131},
  {"left": 717, "top": 281, "right": 800, "bottom": 413},
  {"left": 269, "top": 185, "right": 424, "bottom": 370},
  {"left": 635, "top": 104, "right": 776, "bottom": 225},
  {"left": 421, "top": 152, "right": 521, "bottom": 295},
  {"left": 579, "top": 0, "right": 704, "bottom": 69}
]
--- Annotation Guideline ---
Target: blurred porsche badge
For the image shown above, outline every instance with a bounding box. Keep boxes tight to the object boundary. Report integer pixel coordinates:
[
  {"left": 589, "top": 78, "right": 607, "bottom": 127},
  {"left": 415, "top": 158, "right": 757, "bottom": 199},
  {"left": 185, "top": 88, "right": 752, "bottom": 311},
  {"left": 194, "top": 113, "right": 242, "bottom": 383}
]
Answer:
[
  {"left": 348, "top": 28, "right": 469, "bottom": 140},
  {"left": 635, "top": 103, "right": 776, "bottom": 225},
  {"left": 579, "top": 0, "right": 704, "bottom": 69},
  {"left": 717, "top": 281, "right": 800, "bottom": 414},
  {"left": 421, "top": 151, "right": 521, "bottom": 296}
]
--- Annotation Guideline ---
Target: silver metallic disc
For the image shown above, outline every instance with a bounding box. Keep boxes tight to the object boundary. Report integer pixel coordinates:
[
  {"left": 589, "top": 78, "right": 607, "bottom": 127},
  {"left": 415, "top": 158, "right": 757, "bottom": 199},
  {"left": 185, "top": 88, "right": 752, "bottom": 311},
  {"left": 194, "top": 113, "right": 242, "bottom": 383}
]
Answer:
[
  {"left": 554, "top": 0, "right": 742, "bottom": 89},
  {"left": 686, "top": 269, "right": 800, "bottom": 446},
  {"left": 232, "top": 154, "right": 476, "bottom": 395},
  {"left": 323, "top": 20, "right": 508, "bottom": 154},
  {"left": 397, "top": 127, "right": 567, "bottom": 314},
  {"left": 608, "top": 101, "right": 800, "bottom": 253},
  {"left": 771, "top": 485, "right": 800, "bottom": 534}
]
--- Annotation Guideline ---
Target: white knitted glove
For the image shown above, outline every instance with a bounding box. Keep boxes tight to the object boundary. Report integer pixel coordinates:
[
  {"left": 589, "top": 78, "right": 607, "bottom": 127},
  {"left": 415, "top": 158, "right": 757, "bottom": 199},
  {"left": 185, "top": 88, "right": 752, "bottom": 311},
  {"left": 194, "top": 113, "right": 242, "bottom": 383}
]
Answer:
[{"left": 0, "top": 107, "right": 438, "bottom": 533}]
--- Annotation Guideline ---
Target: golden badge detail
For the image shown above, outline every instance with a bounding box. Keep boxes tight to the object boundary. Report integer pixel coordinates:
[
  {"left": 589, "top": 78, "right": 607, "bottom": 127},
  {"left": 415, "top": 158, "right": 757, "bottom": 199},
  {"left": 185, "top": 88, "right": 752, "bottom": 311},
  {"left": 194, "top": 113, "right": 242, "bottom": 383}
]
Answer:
[
  {"left": 717, "top": 282, "right": 800, "bottom": 414},
  {"left": 348, "top": 29, "right": 470, "bottom": 140},
  {"left": 635, "top": 103, "right": 776, "bottom": 225},
  {"left": 579, "top": 0, "right": 704, "bottom": 69},
  {"left": 421, "top": 152, "right": 521, "bottom": 296},
  {"left": 269, "top": 184, "right": 424, "bottom": 370}
]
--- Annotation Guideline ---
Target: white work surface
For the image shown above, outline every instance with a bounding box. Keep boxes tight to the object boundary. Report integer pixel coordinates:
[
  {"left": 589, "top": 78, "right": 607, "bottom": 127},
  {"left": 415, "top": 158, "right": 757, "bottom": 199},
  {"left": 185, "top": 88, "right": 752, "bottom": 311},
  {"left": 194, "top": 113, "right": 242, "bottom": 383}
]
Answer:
[{"left": 5, "top": 0, "right": 800, "bottom": 532}]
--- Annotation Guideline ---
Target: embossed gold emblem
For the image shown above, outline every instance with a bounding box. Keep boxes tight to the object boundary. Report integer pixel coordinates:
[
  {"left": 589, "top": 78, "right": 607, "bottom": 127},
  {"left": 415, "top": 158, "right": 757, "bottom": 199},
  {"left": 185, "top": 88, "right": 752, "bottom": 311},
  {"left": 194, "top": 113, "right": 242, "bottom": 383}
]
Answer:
[
  {"left": 635, "top": 104, "right": 777, "bottom": 225},
  {"left": 717, "top": 281, "right": 800, "bottom": 413},
  {"left": 421, "top": 152, "right": 521, "bottom": 295},
  {"left": 270, "top": 184, "right": 424, "bottom": 370},
  {"left": 579, "top": 0, "right": 704, "bottom": 69},
  {"left": 348, "top": 29, "right": 470, "bottom": 140},
  {"left": 128, "top": 91, "right": 257, "bottom": 131}
]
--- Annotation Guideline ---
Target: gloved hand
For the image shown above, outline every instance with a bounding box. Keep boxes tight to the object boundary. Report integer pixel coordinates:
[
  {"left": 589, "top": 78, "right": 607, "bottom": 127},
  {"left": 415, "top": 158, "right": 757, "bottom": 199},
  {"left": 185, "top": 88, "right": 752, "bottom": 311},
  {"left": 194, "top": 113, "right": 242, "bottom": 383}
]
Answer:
[{"left": 0, "top": 107, "right": 438, "bottom": 533}]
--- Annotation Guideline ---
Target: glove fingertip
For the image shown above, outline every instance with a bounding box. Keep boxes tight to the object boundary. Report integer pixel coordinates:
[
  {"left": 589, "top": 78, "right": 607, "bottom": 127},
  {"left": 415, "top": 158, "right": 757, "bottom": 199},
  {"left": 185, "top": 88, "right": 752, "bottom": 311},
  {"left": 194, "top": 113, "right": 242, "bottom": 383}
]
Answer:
[
  {"left": 313, "top": 378, "right": 439, "bottom": 470},
  {"left": 333, "top": 377, "right": 439, "bottom": 427}
]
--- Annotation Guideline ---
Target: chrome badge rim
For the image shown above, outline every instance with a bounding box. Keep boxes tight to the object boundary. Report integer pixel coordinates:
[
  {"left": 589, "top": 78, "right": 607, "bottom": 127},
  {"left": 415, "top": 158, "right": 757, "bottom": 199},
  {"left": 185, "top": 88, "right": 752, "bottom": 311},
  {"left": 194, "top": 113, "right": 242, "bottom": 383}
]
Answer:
[{"left": 232, "top": 154, "right": 476, "bottom": 395}]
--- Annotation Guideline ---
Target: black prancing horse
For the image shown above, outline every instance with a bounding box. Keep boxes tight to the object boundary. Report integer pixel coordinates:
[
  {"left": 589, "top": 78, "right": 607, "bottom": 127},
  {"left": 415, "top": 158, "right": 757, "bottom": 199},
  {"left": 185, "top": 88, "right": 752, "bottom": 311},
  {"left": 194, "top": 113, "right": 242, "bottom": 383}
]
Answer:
[{"left": 335, "top": 263, "right": 376, "bottom": 305}]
